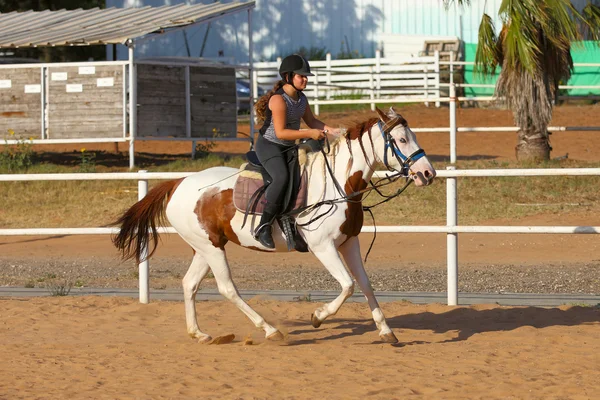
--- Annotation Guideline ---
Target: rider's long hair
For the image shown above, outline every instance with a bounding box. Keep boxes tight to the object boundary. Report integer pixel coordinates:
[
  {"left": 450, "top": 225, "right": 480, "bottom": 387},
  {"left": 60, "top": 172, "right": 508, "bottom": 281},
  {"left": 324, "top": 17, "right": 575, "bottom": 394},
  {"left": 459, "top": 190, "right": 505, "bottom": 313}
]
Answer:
[{"left": 254, "top": 79, "right": 287, "bottom": 121}]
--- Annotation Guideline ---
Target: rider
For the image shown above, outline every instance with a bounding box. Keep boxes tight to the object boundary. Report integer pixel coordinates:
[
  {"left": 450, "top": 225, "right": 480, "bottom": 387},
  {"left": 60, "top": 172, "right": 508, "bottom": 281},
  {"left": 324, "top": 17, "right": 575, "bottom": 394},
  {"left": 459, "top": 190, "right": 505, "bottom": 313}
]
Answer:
[{"left": 253, "top": 54, "right": 340, "bottom": 249}]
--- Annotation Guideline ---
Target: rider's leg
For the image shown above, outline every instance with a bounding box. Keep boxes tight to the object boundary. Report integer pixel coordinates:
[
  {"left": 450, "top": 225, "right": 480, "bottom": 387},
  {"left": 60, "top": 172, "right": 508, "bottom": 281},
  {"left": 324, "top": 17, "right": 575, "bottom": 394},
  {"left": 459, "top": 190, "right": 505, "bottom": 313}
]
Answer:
[{"left": 254, "top": 136, "right": 290, "bottom": 248}]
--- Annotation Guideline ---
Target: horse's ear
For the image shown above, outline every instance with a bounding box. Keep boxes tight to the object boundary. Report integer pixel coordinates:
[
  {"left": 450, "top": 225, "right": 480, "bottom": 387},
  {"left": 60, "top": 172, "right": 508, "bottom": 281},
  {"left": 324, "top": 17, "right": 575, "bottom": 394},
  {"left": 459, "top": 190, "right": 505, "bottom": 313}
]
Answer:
[
  {"left": 375, "top": 107, "right": 389, "bottom": 122},
  {"left": 387, "top": 107, "right": 399, "bottom": 119}
]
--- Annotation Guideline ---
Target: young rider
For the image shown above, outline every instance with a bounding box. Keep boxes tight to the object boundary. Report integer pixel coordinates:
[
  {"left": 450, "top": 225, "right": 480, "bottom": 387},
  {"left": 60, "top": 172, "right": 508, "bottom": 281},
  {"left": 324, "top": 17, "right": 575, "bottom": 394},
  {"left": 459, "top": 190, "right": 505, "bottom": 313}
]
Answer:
[{"left": 253, "top": 54, "right": 340, "bottom": 249}]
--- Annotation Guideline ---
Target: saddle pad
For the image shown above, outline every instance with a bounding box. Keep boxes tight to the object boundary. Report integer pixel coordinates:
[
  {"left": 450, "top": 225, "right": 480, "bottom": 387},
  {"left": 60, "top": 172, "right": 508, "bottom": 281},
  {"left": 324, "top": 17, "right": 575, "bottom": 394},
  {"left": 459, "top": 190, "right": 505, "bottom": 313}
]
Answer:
[{"left": 233, "top": 169, "right": 308, "bottom": 215}]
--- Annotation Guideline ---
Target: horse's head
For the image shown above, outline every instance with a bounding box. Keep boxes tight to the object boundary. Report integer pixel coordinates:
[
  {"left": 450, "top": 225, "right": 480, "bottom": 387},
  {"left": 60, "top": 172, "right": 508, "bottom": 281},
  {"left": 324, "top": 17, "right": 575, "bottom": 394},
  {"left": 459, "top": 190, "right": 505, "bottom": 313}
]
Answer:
[{"left": 374, "top": 107, "right": 436, "bottom": 186}]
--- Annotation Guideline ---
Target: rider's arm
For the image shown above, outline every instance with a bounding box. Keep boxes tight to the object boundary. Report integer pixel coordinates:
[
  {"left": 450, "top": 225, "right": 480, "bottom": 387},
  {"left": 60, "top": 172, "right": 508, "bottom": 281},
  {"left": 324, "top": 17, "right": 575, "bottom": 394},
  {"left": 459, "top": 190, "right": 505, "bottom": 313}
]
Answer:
[
  {"left": 271, "top": 95, "right": 323, "bottom": 141},
  {"left": 302, "top": 104, "right": 340, "bottom": 135}
]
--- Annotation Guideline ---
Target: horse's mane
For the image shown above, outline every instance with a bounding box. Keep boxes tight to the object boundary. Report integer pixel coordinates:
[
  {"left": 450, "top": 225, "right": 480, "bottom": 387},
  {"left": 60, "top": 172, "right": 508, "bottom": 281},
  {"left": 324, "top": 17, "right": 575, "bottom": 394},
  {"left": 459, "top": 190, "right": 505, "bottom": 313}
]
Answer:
[
  {"left": 302, "top": 116, "right": 382, "bottom": 192},
  {"left": 345, "top": 117, "right": 379, "bottom": 140}
]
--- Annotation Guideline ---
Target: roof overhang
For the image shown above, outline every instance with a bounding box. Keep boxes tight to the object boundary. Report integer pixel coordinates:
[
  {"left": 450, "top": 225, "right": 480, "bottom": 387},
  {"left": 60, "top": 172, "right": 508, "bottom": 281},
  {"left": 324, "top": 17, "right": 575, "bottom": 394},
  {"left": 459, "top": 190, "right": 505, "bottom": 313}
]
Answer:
[{"left": 0, "top": 1, "right": 255, "bottom": 48}]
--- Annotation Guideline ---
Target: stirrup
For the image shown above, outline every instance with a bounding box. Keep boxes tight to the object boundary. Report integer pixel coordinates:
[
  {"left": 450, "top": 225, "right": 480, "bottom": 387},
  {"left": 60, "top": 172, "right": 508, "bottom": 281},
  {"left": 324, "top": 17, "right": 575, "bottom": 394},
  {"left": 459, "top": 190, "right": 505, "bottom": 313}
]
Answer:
[
  {"left": 254, "top": 223, "right": 275, "bottom": 249},
  {"left": 253, "top": 222, "right": 271, "bottom": 238}
]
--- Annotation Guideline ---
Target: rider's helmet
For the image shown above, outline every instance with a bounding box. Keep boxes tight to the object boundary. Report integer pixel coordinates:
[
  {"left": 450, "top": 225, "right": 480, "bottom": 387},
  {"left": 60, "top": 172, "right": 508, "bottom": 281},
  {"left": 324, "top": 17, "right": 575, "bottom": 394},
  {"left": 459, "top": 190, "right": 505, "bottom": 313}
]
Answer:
[{"left": 278, "top": 54, "right": 314, "bottom": 80}]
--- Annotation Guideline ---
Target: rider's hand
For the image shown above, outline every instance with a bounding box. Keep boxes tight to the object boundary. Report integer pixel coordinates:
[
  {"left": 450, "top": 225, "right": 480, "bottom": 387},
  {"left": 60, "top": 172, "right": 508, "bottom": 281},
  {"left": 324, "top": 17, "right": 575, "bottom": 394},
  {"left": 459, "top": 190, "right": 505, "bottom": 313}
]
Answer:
[
  {"left": 326, "top": 128, "right": 342, "bottom": 136},
  {"left": 308, "top": 129, "right": 325, "bottom": 141}
]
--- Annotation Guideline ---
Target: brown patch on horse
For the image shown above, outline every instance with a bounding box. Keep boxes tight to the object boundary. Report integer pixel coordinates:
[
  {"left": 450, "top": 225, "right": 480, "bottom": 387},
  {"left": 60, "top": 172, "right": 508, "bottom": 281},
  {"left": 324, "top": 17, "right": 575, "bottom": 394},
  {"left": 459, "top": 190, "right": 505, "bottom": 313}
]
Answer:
[
  {"left": 339, "top": 171, "right": 368, "bottom": 237},
  {"left": 345, "top": 117, "right": 378, "bottom": 140},
  {"left": 194, "top": 188, "right": 240, "bottom": 249}
]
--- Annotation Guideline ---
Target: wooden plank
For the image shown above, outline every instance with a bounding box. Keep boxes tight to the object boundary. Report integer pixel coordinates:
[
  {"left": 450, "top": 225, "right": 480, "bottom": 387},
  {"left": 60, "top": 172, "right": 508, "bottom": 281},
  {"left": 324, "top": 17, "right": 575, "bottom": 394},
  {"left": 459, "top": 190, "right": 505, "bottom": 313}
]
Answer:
[
  {"left": 48, "top": 92, "right": 123, "bottom": 103},
  {"left": 48, "top": 128, "right": 123, "bottom": 139},
  {"left": 48, "top": 102, "right": 123, "bottom": 111},
  {"left": 48, "top": 114, "right": 124, "bottom": 122},
  {"left": 138, "top": 97, "right": 186, "bottom": 106},
  {"left": 137, "top": 124, "right": 185, "bottom": 137}
]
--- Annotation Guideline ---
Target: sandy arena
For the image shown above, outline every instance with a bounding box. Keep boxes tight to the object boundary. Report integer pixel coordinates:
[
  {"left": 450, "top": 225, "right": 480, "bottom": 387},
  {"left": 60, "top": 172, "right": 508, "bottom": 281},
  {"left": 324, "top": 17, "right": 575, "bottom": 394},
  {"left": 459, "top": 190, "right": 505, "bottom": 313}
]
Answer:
[{"left": 1, "top": 104, "right": 600, "bottom": 398}]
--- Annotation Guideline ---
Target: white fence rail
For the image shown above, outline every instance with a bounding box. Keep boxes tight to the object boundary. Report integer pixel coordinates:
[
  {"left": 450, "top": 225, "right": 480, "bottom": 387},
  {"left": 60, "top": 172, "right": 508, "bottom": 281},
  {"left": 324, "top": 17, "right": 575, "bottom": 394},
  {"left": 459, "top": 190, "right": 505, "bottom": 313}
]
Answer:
[
  {"left": 2, "top": 168, "right": 600, "bottom": 305},
  {"left": 242, "top": 51, "right": 600, "bottom": 114}
]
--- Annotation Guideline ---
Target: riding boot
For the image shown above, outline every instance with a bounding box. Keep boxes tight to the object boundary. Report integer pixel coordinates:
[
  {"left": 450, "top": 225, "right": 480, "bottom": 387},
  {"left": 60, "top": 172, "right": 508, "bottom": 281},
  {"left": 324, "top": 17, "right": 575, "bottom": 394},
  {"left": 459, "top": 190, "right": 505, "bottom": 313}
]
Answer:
[{"left": 254, "top": 209, "right": 278, "bottom": 249}]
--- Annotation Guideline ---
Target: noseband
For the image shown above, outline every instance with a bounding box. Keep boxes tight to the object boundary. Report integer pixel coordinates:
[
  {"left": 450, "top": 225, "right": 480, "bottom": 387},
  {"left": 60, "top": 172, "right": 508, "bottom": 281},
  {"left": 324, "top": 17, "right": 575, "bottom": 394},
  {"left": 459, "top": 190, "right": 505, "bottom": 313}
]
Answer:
[{"left": 378, "top": 119, "right": 426, "bottom": 175}]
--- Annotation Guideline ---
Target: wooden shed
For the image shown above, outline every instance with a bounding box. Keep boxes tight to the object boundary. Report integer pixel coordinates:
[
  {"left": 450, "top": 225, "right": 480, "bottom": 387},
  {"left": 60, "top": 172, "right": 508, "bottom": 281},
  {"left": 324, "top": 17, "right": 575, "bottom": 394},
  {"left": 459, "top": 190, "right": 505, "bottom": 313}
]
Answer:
[
  {"left": 136, "top": 59, "right": 237, "bottom": 139},
  {"left": 0, "top": 1, "right": 256, "bottom": 167}
]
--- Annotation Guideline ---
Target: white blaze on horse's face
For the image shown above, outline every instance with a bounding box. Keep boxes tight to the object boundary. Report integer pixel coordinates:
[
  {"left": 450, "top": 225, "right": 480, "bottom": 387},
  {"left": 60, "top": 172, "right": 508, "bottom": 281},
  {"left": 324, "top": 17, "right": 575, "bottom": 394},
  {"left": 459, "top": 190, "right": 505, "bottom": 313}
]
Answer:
[
  {"left": 377, "top": 107, "right": 436, "bottom": 186},
  {"left": 390, "top": 124, "right": 436, "bottom": 186}
]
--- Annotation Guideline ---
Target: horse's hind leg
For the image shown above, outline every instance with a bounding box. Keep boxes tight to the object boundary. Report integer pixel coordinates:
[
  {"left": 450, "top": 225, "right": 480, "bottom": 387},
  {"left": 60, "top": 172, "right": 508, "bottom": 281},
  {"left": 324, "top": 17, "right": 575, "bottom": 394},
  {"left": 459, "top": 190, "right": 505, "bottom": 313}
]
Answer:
[
  {"left": 339, "top": 236, "right": 397, "bottom": 343},
  {"left": 310, "top": 243, "right": 355, "bottom": 328},
  {"left": 204, "top": 247, "right": 283, "bottom": 340},
  {"left": 183, "top": 252, "right": 213, "bottom": 343}
]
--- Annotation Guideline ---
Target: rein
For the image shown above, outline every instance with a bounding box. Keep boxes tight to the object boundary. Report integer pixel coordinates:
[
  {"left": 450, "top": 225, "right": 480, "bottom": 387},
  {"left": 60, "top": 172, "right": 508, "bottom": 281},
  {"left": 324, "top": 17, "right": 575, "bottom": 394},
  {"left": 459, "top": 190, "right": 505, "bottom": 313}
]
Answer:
[{"left": 285, "top": 123, "right": 423, "bottom": 261}]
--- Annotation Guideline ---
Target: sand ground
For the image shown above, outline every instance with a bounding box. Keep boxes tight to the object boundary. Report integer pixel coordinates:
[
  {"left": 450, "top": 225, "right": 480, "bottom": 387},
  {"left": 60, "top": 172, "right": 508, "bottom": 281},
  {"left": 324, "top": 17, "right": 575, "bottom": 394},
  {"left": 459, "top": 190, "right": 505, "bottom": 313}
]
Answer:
[{"left": 2, "top": 103, "right": 600, "bottom": 399}]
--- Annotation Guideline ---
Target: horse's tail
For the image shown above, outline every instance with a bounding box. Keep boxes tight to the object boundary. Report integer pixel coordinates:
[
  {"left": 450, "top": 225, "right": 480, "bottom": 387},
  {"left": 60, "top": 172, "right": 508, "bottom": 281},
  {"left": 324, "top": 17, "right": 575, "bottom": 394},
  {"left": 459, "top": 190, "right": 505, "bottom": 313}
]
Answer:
[{"left": 112, "top": 179, "right": 182, "bottom": 263}]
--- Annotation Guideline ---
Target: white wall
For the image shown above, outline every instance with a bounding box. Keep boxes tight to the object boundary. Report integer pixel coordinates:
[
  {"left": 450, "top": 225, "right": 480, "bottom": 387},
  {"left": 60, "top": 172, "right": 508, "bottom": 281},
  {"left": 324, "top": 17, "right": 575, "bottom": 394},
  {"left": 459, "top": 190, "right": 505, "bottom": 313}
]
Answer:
[{"left": 106, "top": 0, "right": 596, "bottom": 63}]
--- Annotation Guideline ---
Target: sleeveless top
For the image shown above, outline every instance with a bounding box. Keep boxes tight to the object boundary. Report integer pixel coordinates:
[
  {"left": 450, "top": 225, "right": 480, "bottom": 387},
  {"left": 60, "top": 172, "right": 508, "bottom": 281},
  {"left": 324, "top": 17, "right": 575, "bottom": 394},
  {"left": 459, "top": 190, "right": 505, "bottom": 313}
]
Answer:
[{"left": 259, "top": 88, "right": 308, "bottom": 146}]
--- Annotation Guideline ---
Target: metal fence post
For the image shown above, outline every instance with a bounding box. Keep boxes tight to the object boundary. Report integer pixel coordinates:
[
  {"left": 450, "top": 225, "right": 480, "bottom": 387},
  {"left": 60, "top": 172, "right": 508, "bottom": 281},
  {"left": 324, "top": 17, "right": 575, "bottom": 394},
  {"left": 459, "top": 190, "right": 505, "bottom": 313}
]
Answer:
[
  {"left": 128, "top": 42, "right": 137, "bottom": 169},
  {"left": 446, "top": 166, "right": 458, "bottom": 306},
  {"left": 449, "top": 51, "right": 454, "bottom": 85},
  {"left": 138, "top": 170, "right": 149, "bottom": 304},
  {"left": 434, "top": 50, "right": 440, "bottom": 107},
  {"left": 449, "top": 83, "right": 457, "bottom": 164},
  {"left": 369, "top": 66, "right": 375, "bottom": 111},
  {"left": 375, "top": 49, "right": 381, "bottom": 98},
  {"left": 326, "top": 52, "right": 332, "bottom": 100},
  {"left": 423, "top": 66, "right": 429, "bottom": 107},
  {"left": 40, "top": 66, "right": 47, "bottom": 140},
  {"left": 314, "top": 70, "right": 320, "bottom": 116}
]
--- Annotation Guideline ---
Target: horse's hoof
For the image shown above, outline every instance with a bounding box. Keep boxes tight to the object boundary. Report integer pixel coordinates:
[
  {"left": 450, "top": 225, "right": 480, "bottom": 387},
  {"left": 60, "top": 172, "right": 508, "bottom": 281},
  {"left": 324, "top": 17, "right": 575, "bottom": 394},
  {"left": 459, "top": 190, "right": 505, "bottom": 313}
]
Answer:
[
  {"left": 209, "top": 334, "right": 235, "bottom": 345},
  {"left": 380, "top": 331, "right": 399, "bottom": 344},
  {"left": 266, "top": 330, "right": 284, "bottom": 341},
  {"left": 311, "top": 313, "right": 323, "bottom": 328},
  {"left": 196, "top": 334, "right": 213, "bottom": 344}
]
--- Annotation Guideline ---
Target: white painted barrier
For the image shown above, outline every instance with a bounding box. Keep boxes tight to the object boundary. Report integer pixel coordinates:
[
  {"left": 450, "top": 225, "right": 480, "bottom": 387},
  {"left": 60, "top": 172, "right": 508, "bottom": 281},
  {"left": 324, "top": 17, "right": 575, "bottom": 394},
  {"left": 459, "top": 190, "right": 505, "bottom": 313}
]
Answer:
[{"left": 2, "top": 168, "right": 600, "bottom": 305}]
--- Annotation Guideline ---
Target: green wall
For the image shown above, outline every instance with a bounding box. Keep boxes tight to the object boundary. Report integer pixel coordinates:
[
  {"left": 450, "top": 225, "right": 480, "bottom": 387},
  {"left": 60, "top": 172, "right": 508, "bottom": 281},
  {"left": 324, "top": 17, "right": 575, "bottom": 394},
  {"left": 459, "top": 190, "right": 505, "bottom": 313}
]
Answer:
[{"left": 463, "top": 41, "right": 600, "bottom": 97}]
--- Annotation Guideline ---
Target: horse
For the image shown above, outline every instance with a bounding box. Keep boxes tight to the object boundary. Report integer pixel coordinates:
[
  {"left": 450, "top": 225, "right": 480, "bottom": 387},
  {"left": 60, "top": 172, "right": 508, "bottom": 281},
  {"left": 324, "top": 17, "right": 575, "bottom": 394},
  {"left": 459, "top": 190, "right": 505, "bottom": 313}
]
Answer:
[{"left": 112, "top": 107, "right": 436, "bottom": 344}]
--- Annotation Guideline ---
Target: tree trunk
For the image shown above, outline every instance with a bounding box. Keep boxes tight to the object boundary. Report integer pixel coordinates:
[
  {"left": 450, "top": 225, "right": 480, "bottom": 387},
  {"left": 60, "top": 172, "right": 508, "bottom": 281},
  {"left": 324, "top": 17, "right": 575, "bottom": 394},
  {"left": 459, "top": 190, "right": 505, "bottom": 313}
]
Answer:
[{"left": 515, "top": 129, "right": 551, "bottom": 162}]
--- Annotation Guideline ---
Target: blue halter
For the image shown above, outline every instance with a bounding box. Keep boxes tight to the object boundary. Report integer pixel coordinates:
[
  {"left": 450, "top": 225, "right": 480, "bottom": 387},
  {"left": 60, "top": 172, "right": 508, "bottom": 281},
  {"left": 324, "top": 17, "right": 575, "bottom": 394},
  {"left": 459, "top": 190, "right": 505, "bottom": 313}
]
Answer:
[{"left": 378, "top": 120, "right": 426, "bottom": 174}]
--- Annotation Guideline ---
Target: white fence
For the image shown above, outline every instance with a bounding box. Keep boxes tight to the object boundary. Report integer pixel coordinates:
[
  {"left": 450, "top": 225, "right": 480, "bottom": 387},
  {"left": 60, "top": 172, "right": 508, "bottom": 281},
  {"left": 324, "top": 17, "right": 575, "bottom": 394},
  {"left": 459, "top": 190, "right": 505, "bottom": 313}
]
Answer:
[
  {"left": 2, "top": 167, "right": 600, "bottom": 305},
  {"left": 245, "top": 50, "right": 441, "bottom": 112}
]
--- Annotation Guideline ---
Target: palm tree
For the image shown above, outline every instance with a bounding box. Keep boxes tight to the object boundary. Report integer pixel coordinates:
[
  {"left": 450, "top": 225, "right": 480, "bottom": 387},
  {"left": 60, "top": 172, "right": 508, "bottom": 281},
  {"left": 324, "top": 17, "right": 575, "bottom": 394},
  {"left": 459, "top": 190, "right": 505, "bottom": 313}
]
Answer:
[{"left": 445, "top": 0, "right": 600, "bottom": 161}]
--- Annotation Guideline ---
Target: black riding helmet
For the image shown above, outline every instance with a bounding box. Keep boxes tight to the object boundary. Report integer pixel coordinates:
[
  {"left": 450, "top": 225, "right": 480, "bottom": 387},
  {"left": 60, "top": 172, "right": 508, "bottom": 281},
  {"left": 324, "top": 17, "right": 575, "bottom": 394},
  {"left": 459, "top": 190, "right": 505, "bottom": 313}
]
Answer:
[{"left": 279, "top": 54, "right": 314, "bottom": 79}]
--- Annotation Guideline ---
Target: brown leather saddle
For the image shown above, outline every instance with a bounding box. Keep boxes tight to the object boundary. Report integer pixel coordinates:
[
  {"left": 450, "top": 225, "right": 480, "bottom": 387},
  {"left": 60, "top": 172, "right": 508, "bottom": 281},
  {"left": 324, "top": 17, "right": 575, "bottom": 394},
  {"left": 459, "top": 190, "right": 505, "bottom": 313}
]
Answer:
[{"left": 232, "top": 141, "right": 321, "bottom": 252}]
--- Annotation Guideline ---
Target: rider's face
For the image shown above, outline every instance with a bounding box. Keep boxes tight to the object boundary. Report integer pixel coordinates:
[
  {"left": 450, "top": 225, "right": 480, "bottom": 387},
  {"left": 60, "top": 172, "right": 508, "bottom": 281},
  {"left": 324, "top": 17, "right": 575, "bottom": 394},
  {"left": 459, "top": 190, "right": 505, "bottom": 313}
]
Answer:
[{"left": 292, "top": 73, "right": 308, "bottom": 90}]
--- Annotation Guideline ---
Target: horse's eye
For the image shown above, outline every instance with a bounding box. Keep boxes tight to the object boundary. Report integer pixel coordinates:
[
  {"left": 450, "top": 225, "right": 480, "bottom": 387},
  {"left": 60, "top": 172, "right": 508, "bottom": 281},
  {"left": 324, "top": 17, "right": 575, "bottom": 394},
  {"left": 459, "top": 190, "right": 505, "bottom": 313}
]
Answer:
[{"left": 398, "top": 138, "right": 407, "bottom": 144}]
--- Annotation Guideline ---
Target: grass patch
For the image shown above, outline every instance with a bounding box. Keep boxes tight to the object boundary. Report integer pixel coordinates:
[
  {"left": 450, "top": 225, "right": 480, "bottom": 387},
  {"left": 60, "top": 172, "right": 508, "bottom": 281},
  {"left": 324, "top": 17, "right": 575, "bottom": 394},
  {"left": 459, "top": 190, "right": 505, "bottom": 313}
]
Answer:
[
  {"left": 366, "top": 158, "right": 600, "bottom": 225},
  {"left": 45, "top": 274, "right": 74, "bottom": 296}
]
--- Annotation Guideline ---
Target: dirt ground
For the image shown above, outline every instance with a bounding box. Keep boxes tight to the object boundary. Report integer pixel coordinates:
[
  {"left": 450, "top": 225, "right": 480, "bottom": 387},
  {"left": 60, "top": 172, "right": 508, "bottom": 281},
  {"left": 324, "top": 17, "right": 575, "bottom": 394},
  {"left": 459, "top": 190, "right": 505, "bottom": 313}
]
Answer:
[
  {"left": 1, "top": 296, "right": 599, "bottom": 399},
  {"left": 2, "top": 104, "right": 600, "bottom": 399}
]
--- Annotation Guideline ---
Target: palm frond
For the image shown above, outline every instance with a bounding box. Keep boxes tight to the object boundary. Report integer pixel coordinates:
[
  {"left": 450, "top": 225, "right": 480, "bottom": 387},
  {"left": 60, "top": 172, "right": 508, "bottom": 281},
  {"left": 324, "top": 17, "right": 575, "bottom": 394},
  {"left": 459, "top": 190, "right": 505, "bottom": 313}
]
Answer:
[
  {"left": 539, "top": 0, "right": 581, "bottom": 49},
  {"left": 502, "top": 11, "right": 541, "bottom": 74},
  {"left": 580, "top": 2, "right": 600, "bottom": 40},
  {"left": 474, "top": 13, "right": 501, "bottom": 77}
]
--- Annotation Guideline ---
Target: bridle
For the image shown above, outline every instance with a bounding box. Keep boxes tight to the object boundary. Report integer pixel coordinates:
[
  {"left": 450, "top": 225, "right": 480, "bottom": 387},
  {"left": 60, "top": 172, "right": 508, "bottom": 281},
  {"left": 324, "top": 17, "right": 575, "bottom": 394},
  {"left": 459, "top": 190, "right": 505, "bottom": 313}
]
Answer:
[{"left": 378, "top": 118, "right": 427, "bottom": 175}]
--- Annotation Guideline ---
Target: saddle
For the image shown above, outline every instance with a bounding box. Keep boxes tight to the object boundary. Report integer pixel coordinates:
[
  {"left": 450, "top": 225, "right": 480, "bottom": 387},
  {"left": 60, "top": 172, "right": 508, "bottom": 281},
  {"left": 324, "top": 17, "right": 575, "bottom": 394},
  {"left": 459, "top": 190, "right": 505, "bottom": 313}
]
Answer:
[{"left": 233, "top": 141, "right": 319, "bottom": 252}]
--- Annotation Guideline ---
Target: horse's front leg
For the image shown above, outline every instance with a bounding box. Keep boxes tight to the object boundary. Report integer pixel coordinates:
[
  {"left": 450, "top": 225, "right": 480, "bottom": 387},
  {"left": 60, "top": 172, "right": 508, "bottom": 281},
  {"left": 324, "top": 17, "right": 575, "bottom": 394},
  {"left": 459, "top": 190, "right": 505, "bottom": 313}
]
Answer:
[
  {"left": 310, "top": 242, "right": 355, "bottom": 328},
  {"left": 339, "top": 236, "right": 398, "bottom": 343}
]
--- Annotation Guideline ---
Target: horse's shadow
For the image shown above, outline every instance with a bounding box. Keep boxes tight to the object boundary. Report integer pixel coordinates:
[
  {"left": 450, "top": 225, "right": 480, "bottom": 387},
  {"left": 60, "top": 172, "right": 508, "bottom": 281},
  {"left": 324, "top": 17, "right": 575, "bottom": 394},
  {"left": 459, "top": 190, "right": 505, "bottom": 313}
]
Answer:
[{"left": 285, "top": 305, "right": 600, "bottom": 346}]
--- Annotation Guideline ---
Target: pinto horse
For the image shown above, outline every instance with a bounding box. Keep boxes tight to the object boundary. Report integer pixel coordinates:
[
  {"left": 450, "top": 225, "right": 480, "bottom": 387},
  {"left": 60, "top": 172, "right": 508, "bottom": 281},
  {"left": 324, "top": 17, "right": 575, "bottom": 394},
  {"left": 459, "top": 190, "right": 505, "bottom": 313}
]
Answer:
[{"left": 112, "top": 107, "right": 436, "bottom": 344}]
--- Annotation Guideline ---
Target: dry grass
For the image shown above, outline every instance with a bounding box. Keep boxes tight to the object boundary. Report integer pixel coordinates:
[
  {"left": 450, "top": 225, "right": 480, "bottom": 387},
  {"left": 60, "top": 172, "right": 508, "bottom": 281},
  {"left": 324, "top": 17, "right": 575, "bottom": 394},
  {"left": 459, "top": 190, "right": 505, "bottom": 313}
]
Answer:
[
  {"left": 1, "top": 157, "right": 599, "bottom": 229},
  {"left": 367, "top": 159, "right": 600, "bottom": 225}
]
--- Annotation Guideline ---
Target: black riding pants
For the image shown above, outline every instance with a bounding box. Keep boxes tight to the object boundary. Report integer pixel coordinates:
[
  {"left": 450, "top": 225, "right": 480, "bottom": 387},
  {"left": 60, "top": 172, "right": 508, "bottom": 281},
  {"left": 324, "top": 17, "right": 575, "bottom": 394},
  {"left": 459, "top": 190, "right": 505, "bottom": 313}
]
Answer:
[{"left": 255, "top": 134, "right": 300, "bottom": 216}]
